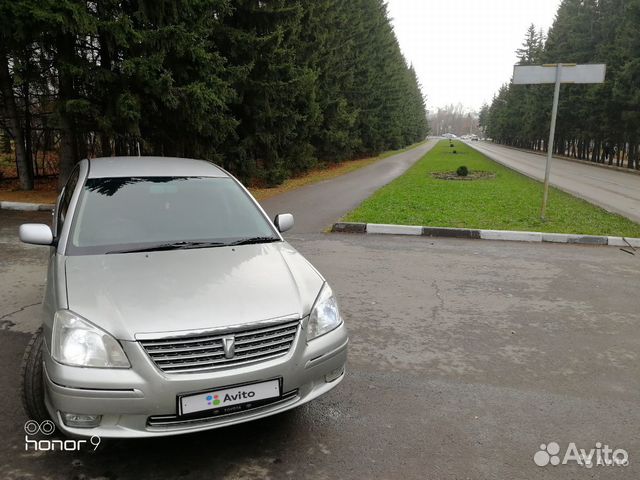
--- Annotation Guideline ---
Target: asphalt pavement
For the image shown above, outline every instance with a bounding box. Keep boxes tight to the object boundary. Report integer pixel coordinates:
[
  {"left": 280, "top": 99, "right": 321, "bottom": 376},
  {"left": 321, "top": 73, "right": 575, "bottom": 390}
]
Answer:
[
  {"left": 468, "top": 141, "right": 640, "bottom": 224},
  {"left": 260, "top": 140, "right": 436, "bottom": 233},
  {"left": 2, "top": 207, "right": 640, "bottom": 479},
  {"left": 2, "top": 140, "right": 640, "bottom": 479}
]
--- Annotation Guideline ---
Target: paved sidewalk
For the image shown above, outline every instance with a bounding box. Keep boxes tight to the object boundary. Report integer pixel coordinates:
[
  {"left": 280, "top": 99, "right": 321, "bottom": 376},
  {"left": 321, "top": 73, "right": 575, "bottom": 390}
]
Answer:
[{"left": 261, "top": 140, "right": 436, "bottom": 233}]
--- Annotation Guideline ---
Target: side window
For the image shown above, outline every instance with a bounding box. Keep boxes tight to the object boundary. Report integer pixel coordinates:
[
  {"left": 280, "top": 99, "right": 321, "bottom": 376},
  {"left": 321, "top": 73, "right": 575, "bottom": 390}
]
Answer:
[{"left": 57, "top": 167, "right": 80, "bottom": 235}]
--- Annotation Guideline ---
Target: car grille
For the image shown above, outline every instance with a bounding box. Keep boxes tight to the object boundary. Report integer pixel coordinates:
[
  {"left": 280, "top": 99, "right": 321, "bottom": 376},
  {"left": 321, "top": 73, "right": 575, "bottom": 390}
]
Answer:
[{"left": 139, "top": 320, "right": 299, "bottom": 374}]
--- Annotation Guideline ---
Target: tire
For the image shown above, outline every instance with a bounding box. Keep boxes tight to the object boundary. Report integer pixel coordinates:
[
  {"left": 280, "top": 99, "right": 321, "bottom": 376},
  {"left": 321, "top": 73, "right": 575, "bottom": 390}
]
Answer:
[{"left": 21, "top": 327, "right": 50, "bottom": 422}]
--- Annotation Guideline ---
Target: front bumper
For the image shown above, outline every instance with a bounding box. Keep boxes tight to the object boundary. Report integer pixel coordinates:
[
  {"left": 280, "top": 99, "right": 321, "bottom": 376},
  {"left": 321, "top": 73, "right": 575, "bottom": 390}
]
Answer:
[{"left": 43, "top": 322, "right": 348, "bottom": 438}]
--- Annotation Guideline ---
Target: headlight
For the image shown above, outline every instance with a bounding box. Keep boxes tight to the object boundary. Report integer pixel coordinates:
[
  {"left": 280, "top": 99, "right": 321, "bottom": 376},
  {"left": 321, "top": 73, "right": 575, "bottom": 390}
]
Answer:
[
  {"left": 51, "top": 310, "right": 130, "bottom": 368},
  {"left": 307, "top": 283, "right": 342, "bottom": 340}
]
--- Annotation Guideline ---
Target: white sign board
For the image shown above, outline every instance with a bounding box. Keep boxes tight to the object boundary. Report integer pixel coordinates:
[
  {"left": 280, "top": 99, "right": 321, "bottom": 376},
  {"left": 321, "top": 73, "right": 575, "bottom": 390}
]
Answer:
[
  {"left": 513, "top": 64, "right": 606, "bottom": 85},
  {"left": 510, "top": 62, "right": 606, "bottom": 220}
]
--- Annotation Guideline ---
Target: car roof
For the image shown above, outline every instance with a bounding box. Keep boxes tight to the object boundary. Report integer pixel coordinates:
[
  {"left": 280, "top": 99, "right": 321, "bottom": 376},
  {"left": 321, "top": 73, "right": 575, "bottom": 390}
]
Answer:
[{"left": 86, "top": 156, "right": 228, "bottom": 179}]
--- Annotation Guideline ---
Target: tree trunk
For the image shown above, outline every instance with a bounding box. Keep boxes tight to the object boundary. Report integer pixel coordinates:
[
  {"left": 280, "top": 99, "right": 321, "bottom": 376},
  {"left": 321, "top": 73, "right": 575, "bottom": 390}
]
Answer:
[
  {"left": 57, "top": 113, "right": 79, "bottom": 189},
  {"left": 98, "top": 10, "right": 113, "bottom": 158},
  {"left": 0, "top": 48, "right": 33, "bottom": 189},
  {"left": 56, "top": 35, "right": 79, "bottom": 190},
  {"left": 591, "top": 141, "right": 599, "bottom": 163},
  {"left": 100, "top": 133, "right": 112, "bottom": 157},
  {"left": 23, "top": 80, "right": 33, "bottom": 180}
]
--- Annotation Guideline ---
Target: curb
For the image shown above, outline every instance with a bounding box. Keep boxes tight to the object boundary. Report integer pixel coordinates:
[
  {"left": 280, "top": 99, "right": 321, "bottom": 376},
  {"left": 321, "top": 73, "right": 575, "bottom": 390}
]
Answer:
[
  {"left": 331, "top": 222, "right": 640, "bottom": 247},
  {"left": 0, "top": 201, "right": 54, "bottom": 211}
]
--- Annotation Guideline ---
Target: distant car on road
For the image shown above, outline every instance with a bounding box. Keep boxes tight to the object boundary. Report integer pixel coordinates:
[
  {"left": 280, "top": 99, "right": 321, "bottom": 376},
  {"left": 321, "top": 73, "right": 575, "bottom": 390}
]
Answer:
[
  {"left": 471, "top": 135, "right": 479, "bottom": 141},
  {"left": 19, "top": 157, "right": 348, "bottom": 438}
]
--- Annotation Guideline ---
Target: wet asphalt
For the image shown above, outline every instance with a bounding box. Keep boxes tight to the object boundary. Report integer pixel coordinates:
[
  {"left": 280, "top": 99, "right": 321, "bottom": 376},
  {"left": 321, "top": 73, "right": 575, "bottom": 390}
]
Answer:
[
  {"left": 1, "top": 145, "right": 640, "bottom": 478},
  {"left": 260, "top": 140, "right": 436, "bottom": 233}
]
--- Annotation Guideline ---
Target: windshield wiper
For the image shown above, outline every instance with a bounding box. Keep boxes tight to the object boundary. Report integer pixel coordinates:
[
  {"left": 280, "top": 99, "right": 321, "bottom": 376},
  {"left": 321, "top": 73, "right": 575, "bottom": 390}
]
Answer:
[
  {"left": 228, "top": 236, "right": 280, "bottom": 246},
  {"left": 107, "top": 237, "right": 280, "bottom": 254},
  {"left": 106, "top": 241, "right": 227, "bottom": 254}
]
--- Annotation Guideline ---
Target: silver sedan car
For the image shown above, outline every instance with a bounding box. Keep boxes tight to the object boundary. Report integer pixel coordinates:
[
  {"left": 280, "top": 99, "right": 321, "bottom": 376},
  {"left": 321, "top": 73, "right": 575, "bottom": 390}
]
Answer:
[{"left": 19, "top": 157, "right": 348, "bottom": 438}]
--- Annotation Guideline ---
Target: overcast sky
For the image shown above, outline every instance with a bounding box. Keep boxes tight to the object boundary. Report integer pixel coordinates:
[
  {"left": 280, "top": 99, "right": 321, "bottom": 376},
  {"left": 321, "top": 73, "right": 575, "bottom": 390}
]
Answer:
[{"left": 386, "top": 0, "right": 562, "bottom": 113}]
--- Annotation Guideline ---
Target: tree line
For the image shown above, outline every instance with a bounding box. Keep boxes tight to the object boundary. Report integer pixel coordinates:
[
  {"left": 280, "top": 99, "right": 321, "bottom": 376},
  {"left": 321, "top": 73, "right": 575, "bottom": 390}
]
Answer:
[
  {"left": 0, "top": 0, "right": 429, "bottom": 190},
  {"left": 480, "top": 0, "right": 640, "bottom": 170},
  {"left": 429, "top": 104, "right": 481, "bottom": 137}
]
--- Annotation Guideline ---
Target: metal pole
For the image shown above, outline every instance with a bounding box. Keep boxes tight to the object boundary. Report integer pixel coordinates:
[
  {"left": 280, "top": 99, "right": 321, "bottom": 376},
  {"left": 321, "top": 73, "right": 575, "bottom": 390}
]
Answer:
[{"left": 541, "top": 64, "right": 562, "bottom": 221}]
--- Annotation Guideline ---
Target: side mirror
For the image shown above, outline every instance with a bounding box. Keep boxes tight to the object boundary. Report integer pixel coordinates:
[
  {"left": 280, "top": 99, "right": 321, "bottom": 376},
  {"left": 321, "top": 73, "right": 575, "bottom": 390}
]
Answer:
[
  {"left": 19, "top": 224, "right": 54, "bottom": 246},
  {"left": 274, "top": 213, "right": 294, "bottom": 233}
]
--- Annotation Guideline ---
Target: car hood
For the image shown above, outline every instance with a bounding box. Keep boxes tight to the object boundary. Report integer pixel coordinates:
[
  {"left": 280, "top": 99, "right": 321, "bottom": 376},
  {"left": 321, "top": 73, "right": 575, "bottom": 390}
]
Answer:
[{"left": 64, "top": 242, "right": 324, "bottom": 341}]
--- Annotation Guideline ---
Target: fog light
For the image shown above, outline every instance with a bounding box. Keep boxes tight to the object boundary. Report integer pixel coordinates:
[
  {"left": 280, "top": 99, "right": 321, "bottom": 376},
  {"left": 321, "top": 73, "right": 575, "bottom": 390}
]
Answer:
[
  {"left": 325, "top": 366, "right": 344, "bottom": 383},
  {"left": 61, "top": 412, "right": 102, "bottom": 428}
]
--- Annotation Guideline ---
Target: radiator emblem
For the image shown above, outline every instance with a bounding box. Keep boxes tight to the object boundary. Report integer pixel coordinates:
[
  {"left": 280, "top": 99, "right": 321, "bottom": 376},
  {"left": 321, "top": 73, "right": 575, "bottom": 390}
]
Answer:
[{"left": 222, "top": 336, "right": 235, "bottom": 359}]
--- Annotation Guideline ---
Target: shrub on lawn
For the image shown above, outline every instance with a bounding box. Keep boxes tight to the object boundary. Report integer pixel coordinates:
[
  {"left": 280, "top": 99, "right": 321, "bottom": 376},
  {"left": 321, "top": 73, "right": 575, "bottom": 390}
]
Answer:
[{"left": 456, "top": 166, "right": 468, "bottom": 176}]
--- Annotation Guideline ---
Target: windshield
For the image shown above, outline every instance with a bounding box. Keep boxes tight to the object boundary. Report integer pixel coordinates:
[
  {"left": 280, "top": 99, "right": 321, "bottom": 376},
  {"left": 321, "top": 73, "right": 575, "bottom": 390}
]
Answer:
[{"left": 67, "top": 176, "right": 277, "bottom": 255}]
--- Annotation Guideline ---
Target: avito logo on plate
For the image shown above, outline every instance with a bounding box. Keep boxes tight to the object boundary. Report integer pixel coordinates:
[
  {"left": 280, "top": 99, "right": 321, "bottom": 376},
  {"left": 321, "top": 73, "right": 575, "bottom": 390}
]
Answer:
[{"left": 181, "top": 379, "right": 281, "bottom": 415}]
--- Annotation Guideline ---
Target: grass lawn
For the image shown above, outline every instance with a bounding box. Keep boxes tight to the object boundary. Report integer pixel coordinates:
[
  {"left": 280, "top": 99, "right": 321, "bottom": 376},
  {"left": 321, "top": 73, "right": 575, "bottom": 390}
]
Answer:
[
  {"left": 344, "top": 140, "right": 640, "bottom": 237},
  {"left": 0, "top": 141, "right": 428, "bottom": 204}
]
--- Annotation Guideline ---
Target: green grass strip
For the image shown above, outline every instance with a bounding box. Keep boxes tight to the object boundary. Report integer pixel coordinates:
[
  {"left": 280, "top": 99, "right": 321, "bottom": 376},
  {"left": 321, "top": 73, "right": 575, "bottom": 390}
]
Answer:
[{"left": 344, "top": 140, "right": 640, "bottom": 237}]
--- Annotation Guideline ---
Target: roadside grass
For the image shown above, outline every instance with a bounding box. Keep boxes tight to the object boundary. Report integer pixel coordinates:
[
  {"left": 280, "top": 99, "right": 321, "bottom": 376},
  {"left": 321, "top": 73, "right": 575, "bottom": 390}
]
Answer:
[
  {"left": 0, "top": 141, "right": 428, "bottom": 204},
  {"left": 343, "top": 140, "right": 640, "bottom": 237}
]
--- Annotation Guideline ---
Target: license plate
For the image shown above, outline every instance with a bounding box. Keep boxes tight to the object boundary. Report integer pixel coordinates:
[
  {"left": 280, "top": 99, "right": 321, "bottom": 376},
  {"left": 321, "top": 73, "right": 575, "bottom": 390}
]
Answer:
[{"left": 179, "top": 379, "right": 281, "bottom": 415}]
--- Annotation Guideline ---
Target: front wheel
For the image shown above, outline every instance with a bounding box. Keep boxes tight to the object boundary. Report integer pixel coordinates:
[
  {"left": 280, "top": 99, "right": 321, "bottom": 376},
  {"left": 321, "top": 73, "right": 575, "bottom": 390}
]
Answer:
[{"left": 21, "top": 328, "right": 50, "bottom": 422}]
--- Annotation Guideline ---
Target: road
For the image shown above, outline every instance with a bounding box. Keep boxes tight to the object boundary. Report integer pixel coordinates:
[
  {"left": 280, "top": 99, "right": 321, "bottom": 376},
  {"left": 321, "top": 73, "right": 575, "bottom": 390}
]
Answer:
[
  {"left": 1, "top": 140, "right": 640, "bottom": 478},
  {"left": 260, "top": 140, "right": 436, "bottom": 233},
  {"left": 468, "top": 141, "right": 640, "bottom": 224}
]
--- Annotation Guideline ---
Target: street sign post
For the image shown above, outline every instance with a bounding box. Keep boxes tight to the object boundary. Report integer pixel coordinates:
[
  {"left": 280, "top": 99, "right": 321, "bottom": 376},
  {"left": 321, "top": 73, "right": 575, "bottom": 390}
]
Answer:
[{"left": 512, "top": 63, "right": 606, "bottom": 220}]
